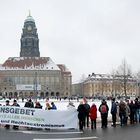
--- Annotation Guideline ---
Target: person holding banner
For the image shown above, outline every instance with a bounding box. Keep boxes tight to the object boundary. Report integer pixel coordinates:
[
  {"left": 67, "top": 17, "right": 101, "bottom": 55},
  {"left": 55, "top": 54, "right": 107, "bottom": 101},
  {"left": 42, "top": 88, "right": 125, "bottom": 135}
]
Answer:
[
  {"left": 35, "top": 102, "right": 42, "bottom": 109},
  {"left": 50, "top": 102, "right": 57, "bottom": 110},
  {"left": 12, "top": 100, "right": 20, "bottom": 130},
  {"left": 4, "top": 100, "right": 11, "bottom": 129},
  {"left": 24, "top": 99, "right": 34, "bottom": 108},
  {"left": 45, "top": 102, "right": 51, "bottom": 110}
]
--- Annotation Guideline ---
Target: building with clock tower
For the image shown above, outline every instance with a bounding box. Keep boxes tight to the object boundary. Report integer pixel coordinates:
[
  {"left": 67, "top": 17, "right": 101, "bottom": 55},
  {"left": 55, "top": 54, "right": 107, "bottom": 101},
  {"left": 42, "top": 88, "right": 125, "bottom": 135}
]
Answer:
[
  {"left": 20, "top": 14, "right": 40, "bottom": 57},
  {"left": 0, "top": 13, "right": 72, "bottom": 98}
]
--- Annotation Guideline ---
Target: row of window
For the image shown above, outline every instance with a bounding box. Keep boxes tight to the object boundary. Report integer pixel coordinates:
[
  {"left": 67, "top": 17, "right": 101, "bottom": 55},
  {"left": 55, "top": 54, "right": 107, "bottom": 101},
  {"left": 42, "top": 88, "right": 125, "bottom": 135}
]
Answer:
[{"left": 1, "top": 76, "right": 60, "bottom": 85}]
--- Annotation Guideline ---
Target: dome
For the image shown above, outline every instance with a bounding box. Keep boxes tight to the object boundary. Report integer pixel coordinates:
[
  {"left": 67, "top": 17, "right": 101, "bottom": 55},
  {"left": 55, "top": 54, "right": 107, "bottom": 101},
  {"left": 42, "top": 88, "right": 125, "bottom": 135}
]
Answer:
[{"left": 24, "top": 15, "right": 35, "bottom": 22}]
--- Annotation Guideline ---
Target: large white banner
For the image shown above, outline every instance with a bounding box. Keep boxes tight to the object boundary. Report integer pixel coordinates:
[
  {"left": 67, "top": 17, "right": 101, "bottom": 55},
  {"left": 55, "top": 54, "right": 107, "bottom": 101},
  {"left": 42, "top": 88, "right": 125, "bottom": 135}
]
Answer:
[
  {"left": 16, "top": 84, "right": 41, "bottom": 91},
  {"left": 0, "top": 106, "right": 78, "bottom": 129}
]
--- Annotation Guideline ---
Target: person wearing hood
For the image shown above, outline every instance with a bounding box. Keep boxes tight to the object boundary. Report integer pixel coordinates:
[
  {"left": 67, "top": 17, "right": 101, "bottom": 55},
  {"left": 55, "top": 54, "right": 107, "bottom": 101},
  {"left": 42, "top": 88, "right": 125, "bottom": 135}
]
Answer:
[{"left": 89, "top": 103, "right": 97, "bottom": 129}]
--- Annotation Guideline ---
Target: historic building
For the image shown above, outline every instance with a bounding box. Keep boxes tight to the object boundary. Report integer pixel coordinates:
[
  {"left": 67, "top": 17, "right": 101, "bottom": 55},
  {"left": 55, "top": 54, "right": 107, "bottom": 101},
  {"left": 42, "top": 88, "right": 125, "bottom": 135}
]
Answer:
[
  {"left": 72, "top": 73, "right": 138, "bottom": 98},
  {"left": 0, "top": 14, "right": 72, "bottom": 98}
]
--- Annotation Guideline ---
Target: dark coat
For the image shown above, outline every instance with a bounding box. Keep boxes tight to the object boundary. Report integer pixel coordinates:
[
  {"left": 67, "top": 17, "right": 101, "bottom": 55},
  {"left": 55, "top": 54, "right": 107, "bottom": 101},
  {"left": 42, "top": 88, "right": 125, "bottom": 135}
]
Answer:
[
  {"left": 77, "top": 104, "right": 86, "bottom": 120},
  {"left": 111, "top": 101, "right": 117, "bottom": 114},
  {"left": 24, "top": 101, "right": 34, "bottom": 108}
]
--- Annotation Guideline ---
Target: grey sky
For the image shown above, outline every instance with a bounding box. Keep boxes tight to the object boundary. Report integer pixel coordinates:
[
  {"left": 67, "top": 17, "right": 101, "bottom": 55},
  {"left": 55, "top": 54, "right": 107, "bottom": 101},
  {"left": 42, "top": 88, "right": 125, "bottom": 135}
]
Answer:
[{"left": 0, "top": 0, "right": 140, "bottom": 83}]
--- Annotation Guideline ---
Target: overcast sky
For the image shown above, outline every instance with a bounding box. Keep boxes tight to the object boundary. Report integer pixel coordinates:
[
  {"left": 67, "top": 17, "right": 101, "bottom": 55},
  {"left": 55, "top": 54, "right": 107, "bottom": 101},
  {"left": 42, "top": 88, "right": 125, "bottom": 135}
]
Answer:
[{"left": 0, "top": 0, "right": 140, "bottom": 83}]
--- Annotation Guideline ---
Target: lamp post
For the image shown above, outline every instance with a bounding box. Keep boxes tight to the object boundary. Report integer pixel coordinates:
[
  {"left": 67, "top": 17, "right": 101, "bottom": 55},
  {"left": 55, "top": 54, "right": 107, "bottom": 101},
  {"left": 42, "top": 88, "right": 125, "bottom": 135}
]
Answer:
[{"left": 34, "top": 71, "right": 37, "bottom": 101}]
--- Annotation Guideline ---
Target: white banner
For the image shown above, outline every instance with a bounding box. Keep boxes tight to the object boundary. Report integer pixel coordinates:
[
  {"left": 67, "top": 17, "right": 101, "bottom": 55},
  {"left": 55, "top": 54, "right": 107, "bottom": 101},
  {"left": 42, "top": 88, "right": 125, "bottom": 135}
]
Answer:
[
  {"left": 0, "top": 106, "right": 78, "bottom": 129},
  {"left": 16, "top": 84, "right": 41, "bottom": 91}
]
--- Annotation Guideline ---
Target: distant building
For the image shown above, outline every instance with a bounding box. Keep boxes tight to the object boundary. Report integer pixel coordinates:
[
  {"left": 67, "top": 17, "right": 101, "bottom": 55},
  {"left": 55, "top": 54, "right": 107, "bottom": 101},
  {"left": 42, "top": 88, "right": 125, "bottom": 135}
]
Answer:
[
  {"left": 72, "top": 83, "right": 83, "bottom": 97},
  {"left": 0, "top": 14, "right": 72, "bottom": 98},
  {"left": 72, "top": 73, "right": 138, "bottom": 97}
]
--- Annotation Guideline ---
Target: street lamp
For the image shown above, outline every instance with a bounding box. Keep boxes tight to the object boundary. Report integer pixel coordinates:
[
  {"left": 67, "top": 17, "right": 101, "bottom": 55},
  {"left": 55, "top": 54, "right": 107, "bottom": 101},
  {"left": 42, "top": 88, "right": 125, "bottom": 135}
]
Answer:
[{"left": 34, "top": 71, "right": 37, "bottom": 101}]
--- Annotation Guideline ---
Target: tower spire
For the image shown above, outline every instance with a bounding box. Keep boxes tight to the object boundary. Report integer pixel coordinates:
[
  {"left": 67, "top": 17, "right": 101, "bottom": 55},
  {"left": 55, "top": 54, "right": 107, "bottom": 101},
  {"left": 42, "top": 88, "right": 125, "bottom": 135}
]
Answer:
[
  {"left": 20, "top": 13, "right": 40, "bottom": 57},
  {"left": 29, "top": 10, "right": 31, "bottom": 16}
]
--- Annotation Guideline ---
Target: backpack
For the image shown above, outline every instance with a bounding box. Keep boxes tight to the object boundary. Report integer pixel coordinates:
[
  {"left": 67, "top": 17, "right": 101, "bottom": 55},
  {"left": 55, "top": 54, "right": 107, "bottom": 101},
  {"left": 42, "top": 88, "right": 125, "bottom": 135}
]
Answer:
[{"left": 100, "top": 105, "right": 107, "bottom": 113}]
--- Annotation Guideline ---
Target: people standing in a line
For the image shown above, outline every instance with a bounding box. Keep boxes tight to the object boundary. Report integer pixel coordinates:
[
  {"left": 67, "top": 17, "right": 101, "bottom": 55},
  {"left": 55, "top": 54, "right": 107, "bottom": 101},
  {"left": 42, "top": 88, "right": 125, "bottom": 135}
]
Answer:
[
  {"left": 4, "top": 100, "right": 11, "bottom": 129},
  {"left": 83, "top": 101, "right": 90, "bottom": 127},
  {"left": 99, "top": 99, "right": 109, "bottom": 128},
  {"left": 111, "top": 98, "right": 117, "bottom": 127},
  {"left": 89, "top": 103, "right": 97, "bottom": 129},
  {"left": 119, "top": 100, "right": 126, "bottom": 126},
  {"left": 12, "top": 100, "right": 20, "bottom": 130},
  {"left": 77, "top": 101, "right": 86, "bottom": 131}
]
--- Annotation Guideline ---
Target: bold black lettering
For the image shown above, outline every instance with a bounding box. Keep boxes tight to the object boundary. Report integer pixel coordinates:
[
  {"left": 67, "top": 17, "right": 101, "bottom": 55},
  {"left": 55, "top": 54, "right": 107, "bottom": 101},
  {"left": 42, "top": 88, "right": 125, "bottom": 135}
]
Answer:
[
  {"left": 30, "top": 110, "right": 35, "bottom": 115},
  {"left": 9, "top": 108, "right": 15, "bottom": 113},
  {"left": 20, "top": 109, "right": 25, "bottom": 114},
  {"left": 26, "top": 109, "right": 30, "bottom": 115},
  {"left": 14, "top": 108, "right": 20, "bottom": 114},
  {"left": 5, "top": 107, "right": 10, "bottom": 113}
]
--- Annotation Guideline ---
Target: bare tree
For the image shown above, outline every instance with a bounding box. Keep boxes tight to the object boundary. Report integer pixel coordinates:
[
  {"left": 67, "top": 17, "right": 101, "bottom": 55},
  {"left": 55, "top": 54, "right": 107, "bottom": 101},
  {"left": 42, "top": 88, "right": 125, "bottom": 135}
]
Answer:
[{"left": 116, "top": 59, "right": 132, "bottom": 98}]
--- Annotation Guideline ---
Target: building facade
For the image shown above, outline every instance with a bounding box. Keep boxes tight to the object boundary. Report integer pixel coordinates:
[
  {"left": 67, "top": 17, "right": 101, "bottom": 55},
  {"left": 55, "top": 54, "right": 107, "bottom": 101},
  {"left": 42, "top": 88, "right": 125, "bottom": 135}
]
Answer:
[
  {"left": 0, "top": 14, "right": 72, "bottom": 98},
  {"left": 72, "top": 73, "right": 138, "bottom": 98}
]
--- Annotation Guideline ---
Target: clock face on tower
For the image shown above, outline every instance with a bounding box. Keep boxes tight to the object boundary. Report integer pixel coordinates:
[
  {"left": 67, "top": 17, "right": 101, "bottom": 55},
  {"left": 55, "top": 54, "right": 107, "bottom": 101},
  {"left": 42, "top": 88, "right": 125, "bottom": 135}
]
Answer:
[{"left": 27, "top": 25, "right": 32, "bottom": 31}]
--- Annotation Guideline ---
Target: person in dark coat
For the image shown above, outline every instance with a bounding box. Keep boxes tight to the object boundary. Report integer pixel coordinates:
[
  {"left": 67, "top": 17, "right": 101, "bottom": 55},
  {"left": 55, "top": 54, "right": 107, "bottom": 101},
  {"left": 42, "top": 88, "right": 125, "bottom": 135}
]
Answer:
[
  {"left": 50, "top": 102, "right": 57, "bottom": 110},
  {"left": 12, "top": 100, "right": 20, "bottom": 130},
  {"left": 77, "top": 101, "right": 86, "bottom": 131},
  {"left": 99, "top": 99, "right": 109, "bottom": 128},
  {"left": 111, "top": 98, "right": 117, "bottom": 127},
  {"left": 134, "top": 98, "right": 140, "bottom": 123},
  {"left": 119, "top": 100, "right": 126, "bottom": 126},
  {"left": 129, "top": 100, "right": 136, "bottom": 124},
  {"left": 89, "top": 103, "right": 97, "bottom": 129},
  {"left": 83, "top": 101, "right": 90, "bottom": 127},
  {"left": 24, "top": 99, "right": 34, "bottom": 108}
]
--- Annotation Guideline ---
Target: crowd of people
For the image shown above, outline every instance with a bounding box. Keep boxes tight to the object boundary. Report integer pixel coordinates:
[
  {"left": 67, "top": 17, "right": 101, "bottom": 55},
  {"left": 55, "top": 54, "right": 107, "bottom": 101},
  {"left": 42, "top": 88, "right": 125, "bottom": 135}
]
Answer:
[
  {"left": 0, "top": 97, "right": 140, "bottom": 131},
  {"left": 77, "top": 97, "right": 140, "bottom": 131}
]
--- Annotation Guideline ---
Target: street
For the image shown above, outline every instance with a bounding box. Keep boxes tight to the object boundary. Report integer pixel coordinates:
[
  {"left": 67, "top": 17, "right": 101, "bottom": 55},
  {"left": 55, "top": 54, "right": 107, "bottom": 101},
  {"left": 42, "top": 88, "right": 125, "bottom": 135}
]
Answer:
[{"left": 0, "top": 123, "right": 140, "bottom": 140}]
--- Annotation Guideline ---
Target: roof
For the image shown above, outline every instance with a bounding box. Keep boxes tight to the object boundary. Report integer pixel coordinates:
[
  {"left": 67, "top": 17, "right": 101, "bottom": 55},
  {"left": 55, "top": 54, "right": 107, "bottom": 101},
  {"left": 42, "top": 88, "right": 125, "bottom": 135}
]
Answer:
[
  {"left": 57, "top": 64, "right": 71, "bottom": 75},
  {"left": 0, "top": 57, "right": 60, "bottom": 71}
]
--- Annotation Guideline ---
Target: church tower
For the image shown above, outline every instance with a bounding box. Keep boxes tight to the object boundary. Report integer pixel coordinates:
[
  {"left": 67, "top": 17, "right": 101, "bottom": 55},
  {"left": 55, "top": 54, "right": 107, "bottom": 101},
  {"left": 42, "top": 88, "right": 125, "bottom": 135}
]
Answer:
[{"left": 20, "top": 13, "right": 40, "bottom": 57}]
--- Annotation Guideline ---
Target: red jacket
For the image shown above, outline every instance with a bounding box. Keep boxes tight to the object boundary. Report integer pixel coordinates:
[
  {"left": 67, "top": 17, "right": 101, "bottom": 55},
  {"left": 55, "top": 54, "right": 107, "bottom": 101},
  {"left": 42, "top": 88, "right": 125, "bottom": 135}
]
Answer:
[{"left": 89, "top": 104, "right": 97, "bottom": 119}]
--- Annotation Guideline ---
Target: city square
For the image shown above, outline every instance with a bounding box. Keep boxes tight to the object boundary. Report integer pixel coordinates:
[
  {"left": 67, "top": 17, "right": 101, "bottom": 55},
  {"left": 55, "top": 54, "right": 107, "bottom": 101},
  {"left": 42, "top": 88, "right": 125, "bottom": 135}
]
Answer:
[{"left": 0, "top": 0, "right": 140, "bottom": 140}]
